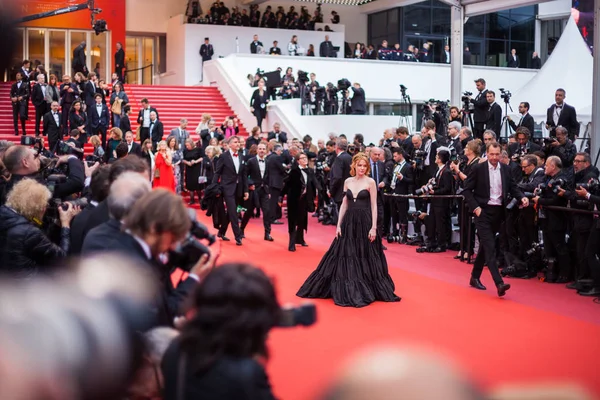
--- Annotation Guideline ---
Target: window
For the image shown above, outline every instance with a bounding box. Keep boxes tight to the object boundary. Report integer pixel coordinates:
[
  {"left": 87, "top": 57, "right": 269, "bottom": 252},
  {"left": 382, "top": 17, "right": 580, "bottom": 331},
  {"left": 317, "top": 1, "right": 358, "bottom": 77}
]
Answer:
[{"left": 404, "top": 6, "right": 431, "bottom": 34}]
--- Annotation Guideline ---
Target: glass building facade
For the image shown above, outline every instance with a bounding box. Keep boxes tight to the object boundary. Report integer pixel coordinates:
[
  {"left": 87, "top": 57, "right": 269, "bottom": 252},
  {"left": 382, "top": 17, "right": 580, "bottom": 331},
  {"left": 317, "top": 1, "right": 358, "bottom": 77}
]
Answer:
[{"left": 368, "top": 0, "right": 537, "bottom": 68}]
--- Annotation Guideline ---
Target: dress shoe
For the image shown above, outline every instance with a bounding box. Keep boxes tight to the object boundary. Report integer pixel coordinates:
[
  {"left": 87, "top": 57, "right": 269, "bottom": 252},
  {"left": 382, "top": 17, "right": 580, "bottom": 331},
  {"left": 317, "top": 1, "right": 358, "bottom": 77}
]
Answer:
[
  {"left": 454, "top": 253, "right": 463, "bottom": 260},
  {"left": 240, "top": 230, "right": 246, "bottom": 239},
  {"left": 298, "top": 242, "right": 308, "bottom": 247},
  {"left": 429, "top": 246, "right": 446, "bottom": 253},
  {"left": 235, "top": 238, "right": 243, "bottom": 246},
  {"left": 264, "top": 234, "right": 274, "bottom": 242},
  {"left": 288, "top": 244, "right": 296, "bottom": 252},
  {"left": 566, "top": 281, "right": 578, "bottom": 290},
  {"left": 555, "top": 276, "right": 569, "bottom": 284},
  {"left": 382, "top": 244, "right": 387, "bottom": 250},
  {"left": 469, "top": 278, "right": 486, "bottom": 290},
  {"left": 497, "top": 283, "right": 511, "bottom": 297},
  {"left": 416, "top": 246, "right": 429, "bottom": 253},
  {"left": 272, "top": 220, "right": 284, "bottom": 225},
  {"left": 578, "top": 288, "right": 600, "bottom": 297},
  {"left": 218, "top": 234, "right": 230, "bottom": 241}
]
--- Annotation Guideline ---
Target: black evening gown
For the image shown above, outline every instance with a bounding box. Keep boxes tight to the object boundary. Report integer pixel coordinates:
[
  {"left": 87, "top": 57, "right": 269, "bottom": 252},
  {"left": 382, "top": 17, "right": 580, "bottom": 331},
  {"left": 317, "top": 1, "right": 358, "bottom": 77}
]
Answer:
[{"left": 297, "top": 189, "right": 400, "bottom": 307}]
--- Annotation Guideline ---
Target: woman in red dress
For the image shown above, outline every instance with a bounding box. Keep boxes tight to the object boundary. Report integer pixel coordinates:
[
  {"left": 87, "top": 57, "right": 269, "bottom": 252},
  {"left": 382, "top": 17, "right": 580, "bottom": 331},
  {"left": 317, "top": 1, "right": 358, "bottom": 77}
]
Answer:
[{"left": 153, "top": 140, "right": 175, "bottom": 191}]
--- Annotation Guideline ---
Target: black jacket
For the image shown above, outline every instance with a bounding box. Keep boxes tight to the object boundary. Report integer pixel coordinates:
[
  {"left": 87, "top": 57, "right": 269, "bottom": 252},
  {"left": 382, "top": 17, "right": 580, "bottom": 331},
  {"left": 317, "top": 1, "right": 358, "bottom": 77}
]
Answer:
[
  {"left": 81, "top": 218, "right": 131, "bottom": 255},
  {"left": 250, "top": 40, "right": 263, "bottom": 53},
  {"left": 266, "top": 153, "right": 286, "bottom": 191},
  {"left": 246, "top": 156, "right": 270, "bottom": 194},
  {"left": 546, "top": 103, "right": 579, "bottom": 139},
  {"left": 471, "top": 89, "right": 489, "bottom": 123},
  {"left": 507, "top": 140, "right": 541, "bottom": 158},
  {"left": 213, "top": 151, "right": 249, "bottom": 198},
  {"left": 485, "top": 103, "right": 502, "bottom": 136},
  {"left": 0, "top": 206, "right": 67, "bottom": 279},
  {"left": 350, "top": 87, "right": 366, "bottom": 115},
  {"left": 537, "top": 171, "right": 571, "bottom": 231},
  {"left": 329, "top": 151, "right": 352, "bottom": 203},
  {"left": 430, "top": 165, "right": 454, "bottom": 207},
  {"left": 267, "top": 131, "right": 287, "bottom": 144},
  {"left": 43, "top": 110, "right": 62, "bottom": 143},
  {"left": 508, "top": 113, "right": 535, "bottom": 135},
  {"left": 463, "top": 161, "right": 525, "bottom": 212},
  {"left": 390, "top": 160, "right": 414, "bottom": 195}
]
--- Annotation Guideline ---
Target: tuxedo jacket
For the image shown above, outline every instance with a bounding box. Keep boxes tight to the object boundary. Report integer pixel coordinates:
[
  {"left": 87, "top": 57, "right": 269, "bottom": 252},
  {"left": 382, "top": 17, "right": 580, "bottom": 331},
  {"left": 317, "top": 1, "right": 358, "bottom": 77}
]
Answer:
[
  {"left": 213, "top": 151, "right": 249, "bottom": 198},
  {"left": 283, "top": 165, "right": 318, "bottom": 213},
  {"left": 462, "top": 161, "right": 524, "bottom": 212},
  {"left": 546, "top": 103, "right": 579, "bottom": 138},
  {"left": 508, "top": 113, "right": 535, "bottom": 135},
  {"left": 114, "top": 48, "right": 125, "bottom": 70},
  {"left": 149, "top": 120, "right": 164, "bottom": 142},
  {"left": 267, "top": 131, "right": 287, "bottom": 144},
  {"left": 43, "top": 111, "right": 62, "bottom": 140},
  {"left": 90, "top": 104, "right": 110, "bottom": 128},
  {"left": 84, "top": 81, "right": 100, "bottom": 108},
  {"left": 137, "top": 107, "right": 159, "bottom": 125},
  {"left": 266, "top": 153, "right": 286, "bottom": 191},
  {"left": 250, "top": 40, "right": 263, "bottom": 53},
  {"left": 31, "top": 84, "right": 47, "bottom": 107},
  {"left": 471, "top": 89, "right": 489, "bottom": 123},
  {"left": 329, "top": 151, "right": 352, "bottom": 203},
  {"left": 390, "top": 161, "right": 414, "bottom": 195},
  {"left": 246, "top": 156, "right": 270, "bottom": 194},
  {"left": 485, "top": 103, "right": 503, "bottom": 135},
  {"left": 269, "top": 46, "right": 281, "bottom": 55},
  {"left": 201, "top": 129, "right": 224, "bottom": 149},
  {"left": 10, "top": 81, "right": 29, "bottom": 104},
  {"left": 127, "top": 142, "right": 143, "bottom": 157},
  {"left": 507, "top": 55, "right": 520, "bottom": 68}
]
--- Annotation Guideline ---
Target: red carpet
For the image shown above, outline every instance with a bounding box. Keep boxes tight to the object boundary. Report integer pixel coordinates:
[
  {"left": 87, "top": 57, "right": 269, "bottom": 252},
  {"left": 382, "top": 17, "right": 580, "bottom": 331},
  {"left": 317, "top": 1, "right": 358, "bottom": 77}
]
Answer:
[{"left": 197, "top": 211, "right": 600, "bottom": 400}]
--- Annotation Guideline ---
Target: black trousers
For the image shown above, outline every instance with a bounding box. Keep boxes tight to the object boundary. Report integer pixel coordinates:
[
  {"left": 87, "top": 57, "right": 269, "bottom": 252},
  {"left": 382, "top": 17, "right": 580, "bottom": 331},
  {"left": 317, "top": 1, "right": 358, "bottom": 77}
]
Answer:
[
  {"left": 586, "top": 227, "right": 600, "bottom": 289},
  {"left": 93, "top": 125, "right": 108, "bottom": 149},
  {"left": 382, "top": 194, "right": 392, "bottom": 236},
  {"left": 12, "top": 103, "right": 27, "bottom": 135},
  {"left": 517, "top": 207, "right": 538, "bottom": 260},
  {"left": 269, "top": 188, "right": 282, "bottom": 222},
  {"left": 35, "top": 104, "right": 48, "bottom": 136},
  {"left": 240, "top": 187, "right": 271, "bottom": 234},
  {"left": 288, "top": 200, "right": 308, "bottom": 243},
  {"left": 219, "top": 194, "right": 243, "bottom": 240},
  {"left": 473, "top": 122, "right": 485, "bottom": 140},
  {"left": 543, "top": 229, "right": 571, "bottom": 278},
  {"left": 427, "top": 205, "right": 450, "bottom": 248},
  {"left": 140, "top": 127, "right": 150, "bottom": 146},
  {"left": 390, "top": 198, "right": 409, "bottom": 235},
  {"left": 472, "top": 205, "right": 505, "bottom": 285},
  {"left": 459, "top": 202, "right": 475, "bottom": 254},
  {"left": 574, "top": 229, "right": 591, "bottom": 280},
  {"left": 61, "top": 102, "right": 72, "bottom": 135}
]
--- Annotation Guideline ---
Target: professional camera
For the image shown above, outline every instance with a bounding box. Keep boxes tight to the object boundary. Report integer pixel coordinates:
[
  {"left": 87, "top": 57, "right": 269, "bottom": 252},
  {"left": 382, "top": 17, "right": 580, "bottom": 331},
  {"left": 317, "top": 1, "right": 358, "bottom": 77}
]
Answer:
[
  {"left": 543, "top": 137, "right": 558, "bottom": 146},
  {"left": 400, "top": 84, "right": 408, "bottom": 97},
  {"left": 499, "top": 88, "right": 512, "bottom": 104},
  {"left": 578, "top": 178, "right": 599, "bottom": 192},
  {"left": 413, "top": 149, "right": 427, "bottom": 170},
  {"left": 315, "top": 160, "right": 328, "bottom": 171},
  {"left": 85, "top": 154, "right": 103, "bottom": 167},
  {"left": 337, "top": 78, "right": 351, "bottom": 91},
  {"left": 506, "top": 197, "right": 519, "bottom": 210},
  {"left": 56, "top": 140, "right": 85, "bottom": 159},
  {"left": 511, "top": 147, "right": 527, "bottom": 163},
  {"left": 415, "top": 178, "right": 436, "bottom": 196},
  {"left": 20, "top": 135, "right": 43, "bottom": 148},
  {"left": 526, "top": 241, "right": 544, "bottom": 256},
  {"left": 168, "top": 209, "right": 217, "bottom": 272},
  {"left": 297, "top": 70, "right": 309, "bottom": 84},
  {"left": 449, "top": 147, "right": 459, "bottom": 163},
  {"left": 278, "top": 303, "right": 317, "bottom": 327}
]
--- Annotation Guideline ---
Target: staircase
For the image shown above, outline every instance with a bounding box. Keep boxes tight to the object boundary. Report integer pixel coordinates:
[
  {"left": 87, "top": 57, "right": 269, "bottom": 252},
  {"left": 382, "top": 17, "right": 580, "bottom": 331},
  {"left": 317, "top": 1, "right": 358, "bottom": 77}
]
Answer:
[{"left": 0, "top": 83, "right": 247, "bottom": 152}]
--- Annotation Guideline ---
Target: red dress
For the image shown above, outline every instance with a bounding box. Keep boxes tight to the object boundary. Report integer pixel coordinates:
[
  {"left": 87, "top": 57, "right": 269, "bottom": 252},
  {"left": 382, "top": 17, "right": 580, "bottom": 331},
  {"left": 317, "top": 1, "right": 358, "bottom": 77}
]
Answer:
[{"left": 154, "top": 152, "right": 175, "bottom": 192}]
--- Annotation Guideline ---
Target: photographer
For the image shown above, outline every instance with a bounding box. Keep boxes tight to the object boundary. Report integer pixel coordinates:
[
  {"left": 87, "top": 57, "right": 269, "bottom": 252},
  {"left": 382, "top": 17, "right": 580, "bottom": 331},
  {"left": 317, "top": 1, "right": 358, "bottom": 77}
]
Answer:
[
  {"left": 162, "top": 264, "right": 279, "bottom": 400},
  {"left": 484, "top": 91, "right": 502, "bottom": 137},
  {"left": 0, "top": 179, "right": 79, "bottom": 279},
  {"left": 1, "top": 144, "right": 84, "bottom": 205},
  {"left": 449, "top": 139, "right": 481, "bottom": 260},
  {"left": 324, "top": 83, "right": 338, "bottom": 115},
  {"left": 544, "top": 126, "right": 576, "bottom": 169},
  {"left": 121, "top": 189, "right": 215, "bottom": 326},
  {"left": 416, "top": 148, "right": 454, "bottom": 253},
  {"left": 564, "top": 152, "right": 598, "bottom": 288},
  {"left": 350, "top": 82, "right": 366, "bottom": 115},
  {"left": 507, "top": 102, "right": 535, "bottom": 135},
  {"left": 575, "top": 180, "right": 600, "bottom": 297},
  {"left": 531, "top": 156, "right": 572, "bottom": 283},
  {"left": 507, "top": 127, "right": 541, "bottom": 161},
  {"left": 469, "top": 78, "right": 489, "bottom": 139},
  {"left": 388, "top": 148, "right": 413, "bottom": 242}
]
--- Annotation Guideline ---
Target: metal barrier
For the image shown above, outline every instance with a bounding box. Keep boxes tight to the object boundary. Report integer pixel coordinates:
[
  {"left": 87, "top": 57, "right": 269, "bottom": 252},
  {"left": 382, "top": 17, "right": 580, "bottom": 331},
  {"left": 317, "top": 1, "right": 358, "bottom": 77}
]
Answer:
[{"left": 125, "top": 64, "right": 154, "bottom": 85}]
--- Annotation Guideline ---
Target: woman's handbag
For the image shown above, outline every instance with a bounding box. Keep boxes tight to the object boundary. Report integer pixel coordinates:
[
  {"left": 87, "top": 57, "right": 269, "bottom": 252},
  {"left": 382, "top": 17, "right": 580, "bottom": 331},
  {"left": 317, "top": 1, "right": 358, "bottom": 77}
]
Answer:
[
  {"left": 111, "top": 97, "right": 123, "bottom": 114},
  {"left": 135, "top": 125, "right": 141, "bottom": 141},
  {"left": 198, "top": 161, "right": 207, "bottom": 184},
  {"left": 154, "top": 167, "right": 160, "bottom": 178}
]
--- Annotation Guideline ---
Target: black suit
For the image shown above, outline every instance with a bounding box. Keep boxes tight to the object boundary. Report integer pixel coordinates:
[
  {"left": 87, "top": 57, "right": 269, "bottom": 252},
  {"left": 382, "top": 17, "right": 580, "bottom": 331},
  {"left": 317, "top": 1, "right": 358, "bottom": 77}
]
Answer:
[
  {"left": 370, "top": 159, "right": 386, "bottom": 235},
  {"left": 149, "top": 120, "right": 164, "bottom": 148},
  {"left": 507, "top": 55, "right": 520, "bottom": 68},
  {"left": 31, "top": 83, "right": 49, "bottom": 136},
  {"left": 546, "top": 103, "right": 579, "bottom": 140},
  {"left": 81, "top": 218, "right": 131, "bottom": 255},
  {"left": 137, "top": 107, "right": 159, "bottom": 144},
  {"left": 43, "top": 110, "right": 62, "bottom": 151},
  {"left": 390, "top": 160, "right": 413, "bottom": 235},
  {"left": 319, "top": 40, "right": 334, "bottom": 57},
  {"left": 266, "top": 153, "right": 286, "bottom": 222},
  {"left": 426, "top": 165, "right": 454, "bottom": 248},
  {"left": 350, "top": 87, "right": 366, "bottom": 115},
  {"left": 267, "top": 131, "right": 287, "bottom": 145},
  {"left": 90, "top": 103, "right": 110, "bottom": 148},
  {"left": 471, "top": 89, "right": 489, "bottom": 139},
  {"left": 69, "top": 201, "right": 109, "bottom": 255},
  {"left": 127, "top": 141, "right": 143, "bottom": 157},
  {"left": 508, "top": 113, "right": 535, "bottom": 135},
  {"left": 507, "top": 141, "right": 541, "bottom": 158},
  {"left": 72, "top": 44, "right": 87, "bottom": 74},
  {"left": 201, "top": 129, "right": 224, "bottom": 149},
  {"left": 463, "top": 161, "right": 524, "bottom": 285},
  {"left": 329, "top": 151, "right": 352, "bottom": 207},
  {"left": 213, "top": 151, "right": 248, "bottom": 241},
  {"left": 282, "top": 165, "right": 319, "bottom": 245},
  {"left": 10, "top": 80, "right": 29, "bottom": 135},
  {"left": 485, "top": 102, "right": 502, "bottom": 136},
  {"left": 114, "top": 48, "right": 125, "bottom": 81},
  {"left": 269, "top": 46, "right": 281, "bottom": 55},
  {"left": 241, "top": 156, "right": 271, "bottom": 235},
  {"left": 200, "top": 43, "right": 214, "bottom": 62},
  {"left": 250, "top": 40, "right": 264, "bottom": 53}
]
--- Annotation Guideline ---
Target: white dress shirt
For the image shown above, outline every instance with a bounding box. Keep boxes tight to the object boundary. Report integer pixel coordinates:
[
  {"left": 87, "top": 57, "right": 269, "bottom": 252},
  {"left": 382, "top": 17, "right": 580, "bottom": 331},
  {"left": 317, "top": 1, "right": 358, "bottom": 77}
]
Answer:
[
  {"left": 143, "top": 108, "right": 151, "bottom": 127},
  {"left": 53, "top": 112, "right": 60, "bottom": 126},
  {"left": 488, "top": 163, "right": 503, "bottom": 206},
  {"left": 230, "top": 149, "right": 240, "bottom": 173},
  {"left": 96, "top": 104, "right": 103, "bottom": 117},
  {"left": 258, "top": 156, "right": 266, "bottom": 178},
  {"left": 553, "top": 104, "right": 562, "bottom": 125},
  {"left": 391, "top": 161, "right": 405, "bottom": 189}
]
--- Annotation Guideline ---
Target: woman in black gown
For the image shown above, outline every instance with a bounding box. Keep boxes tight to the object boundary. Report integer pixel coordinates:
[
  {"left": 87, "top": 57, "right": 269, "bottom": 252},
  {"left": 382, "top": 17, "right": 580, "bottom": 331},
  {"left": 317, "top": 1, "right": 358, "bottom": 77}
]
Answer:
[
  {"left": 183, "top": 138, "right": 204, "bottom": 205},
  {"left": 250, "top": 78, "right": 269, "bottom": 130},
  {"left": 297, "top": 152, "right": 400, "bottom": 308}
]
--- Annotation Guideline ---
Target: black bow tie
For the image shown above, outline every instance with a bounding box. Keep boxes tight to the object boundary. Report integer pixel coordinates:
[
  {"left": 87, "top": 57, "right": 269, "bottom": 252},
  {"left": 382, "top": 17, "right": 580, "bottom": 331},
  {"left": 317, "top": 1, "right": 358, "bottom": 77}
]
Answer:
[
  {"left": 259, "top": 159, "right": 265, "bottom": 163},
  {"left": 556, "top": 105, "right": 563, "bottom": 109}
]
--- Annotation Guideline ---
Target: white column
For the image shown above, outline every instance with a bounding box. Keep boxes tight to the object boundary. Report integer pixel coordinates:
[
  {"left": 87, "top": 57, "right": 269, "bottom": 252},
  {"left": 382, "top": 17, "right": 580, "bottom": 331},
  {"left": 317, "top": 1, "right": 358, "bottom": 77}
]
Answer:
[
  {"left": 591, "top": 0, "right": 600, "bottom": 161},
  {"left": 534, "top": 19, "right": 542, "bottom": 58},
  {"left": 450, "top": 4, "right": 464, "bottom": 107}
]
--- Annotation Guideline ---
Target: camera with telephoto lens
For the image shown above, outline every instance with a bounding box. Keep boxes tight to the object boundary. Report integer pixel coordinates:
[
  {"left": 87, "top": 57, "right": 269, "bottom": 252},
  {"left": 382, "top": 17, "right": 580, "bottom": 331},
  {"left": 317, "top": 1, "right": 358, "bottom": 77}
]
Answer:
[
  {"left": 337, "top": 78, "right": 351, "bottom": 91},
  {"left": 578, "top": 178, "right": 599, "bottom": 192},
  {"left": 277, "top": 303, "right": 317, "bottom": 327},
  {"left": 85, "top": 154, "right": 104, "bottom": 167},
  {"left": 413, "top": 149, "right": 426, "bottom": 170},
  {"left": 297, "top": 70, "right": 309, "bottom": 84},
  {"left": 499, "top": 88, "right": 512, "bottom": 104},
  {"left": 543, "top": 137, "right": 558, "bottom": 149},
  {"left": 415, "top": 178, "right": 436, "bottom": 196},
  {"left": 526, "top": 241, "right": 544, "bottom": 256},
  {"left": 537, "top": 178, "right": 565, "bottom": 195},
  {"left": 20, "top": 134, "right": 43, "bottom": 149},
  {"left": 400, "top": 84, "right": 408, "bottom": 97},
  {"left": 167, "top": 209, "right": 217, "bottom": 272}
]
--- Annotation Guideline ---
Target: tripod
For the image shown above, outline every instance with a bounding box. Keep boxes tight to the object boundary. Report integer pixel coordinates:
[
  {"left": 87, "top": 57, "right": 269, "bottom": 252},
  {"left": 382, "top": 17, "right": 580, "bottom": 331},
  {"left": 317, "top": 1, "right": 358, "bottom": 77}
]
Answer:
[
  {"left": 399, "top": 93, "right": 412, "bottom": 132},
  {"left": 500, "top": 99, "right": 514, "bottom": 142},
  {"left": 461, "top": 102, "right": 474, "bottom": 130},
  {"left": 337, "top": 90, "right": 349, "bottom": 115}
]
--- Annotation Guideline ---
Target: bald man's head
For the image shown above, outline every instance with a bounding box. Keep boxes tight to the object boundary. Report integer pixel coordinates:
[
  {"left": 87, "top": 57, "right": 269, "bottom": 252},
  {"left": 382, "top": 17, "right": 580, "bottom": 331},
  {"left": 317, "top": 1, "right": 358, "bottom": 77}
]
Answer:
[{"left": 323, "top": 347, "right": 482, "bottom": 400}]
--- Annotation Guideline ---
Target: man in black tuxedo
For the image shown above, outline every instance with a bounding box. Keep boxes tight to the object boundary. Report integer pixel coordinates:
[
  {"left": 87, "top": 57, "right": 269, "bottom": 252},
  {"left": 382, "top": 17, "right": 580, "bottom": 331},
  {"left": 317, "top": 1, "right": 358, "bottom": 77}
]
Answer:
[
  {"left": 250, "top": 34, "right": 263, "bottom": 54},
  {"left": 266, "top": 145, "right": 286, "bottom": 224},
  {"left": 200, "top": 37, "right": 214, "bottom": 62},
  {"left": 470, "top": 78, "right": 489, "bottom": 139},
  {"left": 149, "top": 111, "right": 164, "bottom": 150},
  {"left": 72, "top": 41, "right": 88, "bottom": 75},
  {"left": 31, "top": 74, "right": 48, "bottom": 136},
  {"left": 546, "top": 88, "right": 579, "bottom": 140},
  {"left": 59, "top": 75, "right": 78, "bottom": 135},
  {"left": 200, "top": 120, "right": 224, "bottom": 149},
  {"left": 90, "top": 94, "right": 110, "bottom": 148},
  {"left": 507, "top": 49, "right": 520, "bottom": 68},
  {"left": 319, "top": 35, "right": 334, "bottom": 57},
  {"left": 389, "top": 148, "right": 413, "bottom": 242},
  {"left": 42, "top": 101, "right": 62, "bottom": 152},
  {"left": 10, "top": 72, "right": 29, "bottom": 136},
  {"left": 463, "top": 142, "right": 528, "bottom": 297},
  {"left": 267, "top": 123, "right": 287, "bottom": 145},
  {"left": 350, "top": 83, "right": 366, "bottom": 115},
  {"left": 137, "top": 98, "right": 159, "bottom": 144},
  {"left": 269, "top": 41, "right": 281, "bottom": 55},
  {"left": 507, "top": 127, "right": 541, "bottom": 159},
  {"left": 329, "top": 138, "right": 352, "bottom": 210},
  {"left": 84, "top": 72, "right": 100, "bottom": 135},
  {"left": 19, "top": 60, "right": 35, "bottom": 83},
  {"left": 507, "top": 102, "right": 535, "bottom": 135},
  {"left": 114, "top": 42, "right": 125, "bottom": 82},
  {"left": 446, "top": 121, "right": 463, "bottom": 156},
  {"left": 125, "top": 130, "right": 143, "bottom": 157},
  {"left": 240, "top": 143, "right": 273, "bottom": 241},
  {"left": 484, "top": 91, "right": 502, "bottom": 137},
  {"left": 213, "top": 136, "right": 249, "bottom": 245},
  {"left": 369, "top": 147, "right": 387, "bottom": 238}
]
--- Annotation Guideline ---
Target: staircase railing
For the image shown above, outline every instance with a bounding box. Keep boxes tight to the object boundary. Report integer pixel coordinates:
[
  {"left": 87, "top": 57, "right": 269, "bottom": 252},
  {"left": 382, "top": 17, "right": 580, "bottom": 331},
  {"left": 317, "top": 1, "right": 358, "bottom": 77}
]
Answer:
[{"left": 125, "top": 64, "right": 154, "bottom": 85}]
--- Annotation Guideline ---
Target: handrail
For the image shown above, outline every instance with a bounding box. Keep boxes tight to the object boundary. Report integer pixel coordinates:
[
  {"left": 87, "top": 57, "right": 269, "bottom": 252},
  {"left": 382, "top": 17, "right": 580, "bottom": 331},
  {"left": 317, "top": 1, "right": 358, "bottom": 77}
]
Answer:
[{"left": 125, "top": 64, "right": 154, "bottom": 85}]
